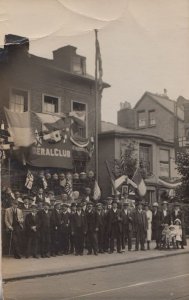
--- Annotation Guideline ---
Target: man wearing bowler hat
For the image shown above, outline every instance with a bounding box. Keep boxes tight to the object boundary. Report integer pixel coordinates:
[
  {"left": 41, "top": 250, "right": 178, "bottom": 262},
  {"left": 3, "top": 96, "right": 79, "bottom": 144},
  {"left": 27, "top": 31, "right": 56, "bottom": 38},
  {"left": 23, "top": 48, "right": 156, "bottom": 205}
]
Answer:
[
  {"left": 25, "top": 203, "right": 40, "bottom": 258},
  {"left": 38, "top": 202, "right": 51, "bottom": 258}
]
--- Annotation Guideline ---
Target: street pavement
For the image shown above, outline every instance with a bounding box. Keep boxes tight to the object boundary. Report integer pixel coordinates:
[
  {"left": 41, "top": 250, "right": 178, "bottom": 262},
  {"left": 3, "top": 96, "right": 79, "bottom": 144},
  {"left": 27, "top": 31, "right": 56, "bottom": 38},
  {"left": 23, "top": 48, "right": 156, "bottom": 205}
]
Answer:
[
  {"left": 3, "top": 254, "right": 189, "bottom": 300},
  {"left": 2, "top": 240, "right": 189, "bottom": 282}
]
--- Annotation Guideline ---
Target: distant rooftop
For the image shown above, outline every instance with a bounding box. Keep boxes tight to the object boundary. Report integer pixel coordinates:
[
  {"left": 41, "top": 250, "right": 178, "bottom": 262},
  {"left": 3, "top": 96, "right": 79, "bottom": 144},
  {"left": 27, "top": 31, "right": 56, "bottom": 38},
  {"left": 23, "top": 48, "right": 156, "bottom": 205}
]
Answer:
[{"left": 135, "top": 91, "right": 184, "bottom": 121}]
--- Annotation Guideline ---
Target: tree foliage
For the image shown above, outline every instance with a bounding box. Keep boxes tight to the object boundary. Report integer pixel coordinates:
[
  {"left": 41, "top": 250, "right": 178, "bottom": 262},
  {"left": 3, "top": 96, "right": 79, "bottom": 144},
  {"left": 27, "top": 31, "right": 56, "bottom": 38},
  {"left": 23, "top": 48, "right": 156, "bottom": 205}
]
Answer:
[
  {"left": 175, "top": 150, "right": 189, "bottom": 202},
  {"left": 112, "top": 141, "right": 137, "bottom": 179}
]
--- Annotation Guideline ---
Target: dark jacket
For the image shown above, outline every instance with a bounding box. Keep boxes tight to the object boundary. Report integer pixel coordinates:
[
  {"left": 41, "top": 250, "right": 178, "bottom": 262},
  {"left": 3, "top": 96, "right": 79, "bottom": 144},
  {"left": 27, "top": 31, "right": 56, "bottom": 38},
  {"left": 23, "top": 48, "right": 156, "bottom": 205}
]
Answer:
[
  {"left": 133, "top": 209, "right": 148, "bottom": 232},
  {"left": 38, "top": 210, "right": 51, "bottom": 232},
  {"left": 71, "top": 211, "right": 87, "bottom": 234},
  {"left": 25, "top": 212, "right": 40, "bottom": 235},
  {"left": 121, "top": 209, "right": 133, "bottom": 231},
  {"left": 108, "top": 209, "right": 122, "bottom": 233},
  {"left": 160, "top": 210, "right": 171, "bottom": 225},
  {"left": 50, "top": 209, "right": 62, "bottom": 230},
  {"left": 86, "top": 209, "right": 98, "bottom": 232}
]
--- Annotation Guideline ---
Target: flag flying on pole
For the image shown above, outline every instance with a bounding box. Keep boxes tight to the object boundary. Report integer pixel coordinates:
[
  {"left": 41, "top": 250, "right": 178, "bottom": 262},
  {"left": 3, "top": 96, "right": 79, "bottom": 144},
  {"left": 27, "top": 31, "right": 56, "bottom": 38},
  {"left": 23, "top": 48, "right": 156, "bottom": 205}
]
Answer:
[
  {"left": 95, "top": 29, "right": 103, "bottom": 94},
  {"left": 93, "top": 180, "right": 101, "bottom": 200},
  {"left": 114, "top": 175, "right": 127, "bottom": 189},
  {"left": 25, "top": 170, "right": 34, "bottom": 190},
  {"left": 34, "top": 112, "right": 66, "bottom": 131},
  {"left": 69, "top": 111, "right": 86, "bottom": 126},
  {"left": 132, "top": 168, "right": 147, "bottom": 197},
  {"left": 4, "top": 107, "right": 35, "bottom": 147}
]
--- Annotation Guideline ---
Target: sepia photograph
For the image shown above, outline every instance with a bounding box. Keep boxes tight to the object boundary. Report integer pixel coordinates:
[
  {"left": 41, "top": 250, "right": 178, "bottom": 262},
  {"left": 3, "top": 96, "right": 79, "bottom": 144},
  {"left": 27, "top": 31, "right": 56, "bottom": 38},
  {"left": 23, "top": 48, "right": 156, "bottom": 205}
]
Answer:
[{"left": 0, "top": 0, "right": 189, "bottom": 299}]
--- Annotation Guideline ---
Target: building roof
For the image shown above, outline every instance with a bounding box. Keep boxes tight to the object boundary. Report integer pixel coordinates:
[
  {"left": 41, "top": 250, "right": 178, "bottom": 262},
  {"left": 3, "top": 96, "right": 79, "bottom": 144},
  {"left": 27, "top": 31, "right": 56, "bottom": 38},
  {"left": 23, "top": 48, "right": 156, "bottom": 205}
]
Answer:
[
  {"left": 100, "top": 121, "right": 173, "bottom": 146},
  {"left": 135, "top": 91, "right": 184, "bottom": 121},
  {"left": 101, "top": 121, "right": 131, "bottom": 133}
]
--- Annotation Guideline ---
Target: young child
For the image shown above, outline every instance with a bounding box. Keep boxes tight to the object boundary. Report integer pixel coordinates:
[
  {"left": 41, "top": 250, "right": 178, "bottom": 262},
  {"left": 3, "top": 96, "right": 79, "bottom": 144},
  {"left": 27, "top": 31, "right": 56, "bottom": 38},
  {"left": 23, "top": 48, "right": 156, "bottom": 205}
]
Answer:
[
  {"left": 161, "top": 224, "right": 171, "bottom": 249},
  {"left": 174, "top": 218, "right": 182, "bottom": 249}
]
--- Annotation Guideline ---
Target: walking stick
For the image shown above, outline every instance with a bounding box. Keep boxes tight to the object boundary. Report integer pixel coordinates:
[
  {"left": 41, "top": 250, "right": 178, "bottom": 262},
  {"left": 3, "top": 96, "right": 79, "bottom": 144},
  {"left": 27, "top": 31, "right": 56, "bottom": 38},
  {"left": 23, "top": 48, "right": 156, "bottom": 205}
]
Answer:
[{"left": 8, "top": 230, "right": 13, "bottom": 256}]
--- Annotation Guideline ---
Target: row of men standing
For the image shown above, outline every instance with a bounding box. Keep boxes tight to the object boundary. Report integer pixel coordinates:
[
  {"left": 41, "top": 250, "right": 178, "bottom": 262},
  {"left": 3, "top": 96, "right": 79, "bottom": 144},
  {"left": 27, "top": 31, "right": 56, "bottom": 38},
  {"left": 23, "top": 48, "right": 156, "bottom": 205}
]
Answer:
[{"left": 5, "top": 199, "right": 141, "bottom": 258}]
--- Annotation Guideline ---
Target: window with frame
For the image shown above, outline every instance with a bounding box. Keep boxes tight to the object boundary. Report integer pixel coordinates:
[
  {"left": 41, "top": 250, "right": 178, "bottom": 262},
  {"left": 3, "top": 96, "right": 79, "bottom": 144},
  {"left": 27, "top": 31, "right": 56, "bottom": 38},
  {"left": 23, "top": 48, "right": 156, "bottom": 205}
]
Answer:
[
  {"left": 71, "top": 101, "right": 87, "bottom": 138},
  {"left": 160, "top": 149, "right": 170, "bottom": 177},
  {"left": 10, "top": 88, "right": 28, "bottom": 112},
  {"left": 149, "top": 110, "right": 156, "bottom": 126},
  {"left": 137, "top": 111, "right": 146, "bottom": 128},
  {"left": 72, "top": 56, "right": 86, "bottom": 75},
  {"left": 139, "top": 143, "right": 152, "bottom": 175},
  {"left": 43, "top": 95, "right": 59, "bottom": 113}
]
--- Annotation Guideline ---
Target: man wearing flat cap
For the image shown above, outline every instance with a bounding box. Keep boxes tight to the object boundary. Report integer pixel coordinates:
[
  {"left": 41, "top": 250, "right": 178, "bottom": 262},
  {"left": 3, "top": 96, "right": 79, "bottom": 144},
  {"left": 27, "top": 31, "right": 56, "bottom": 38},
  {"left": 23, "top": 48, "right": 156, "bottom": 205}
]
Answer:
[
  {"left": 121, "top": 201, "right": 133, "bottom": 251},
  {"left": 25, "top": 203, "right": 40, "bottom": 258},
  {"left": 71, "top": 203, "right": 87, "bottom": 255},
  {"left": 108, "top": 201, "right": 122, "bottom": 254},
  {"left": 86, "top": 202, "right": 98, "bottom": 255}
]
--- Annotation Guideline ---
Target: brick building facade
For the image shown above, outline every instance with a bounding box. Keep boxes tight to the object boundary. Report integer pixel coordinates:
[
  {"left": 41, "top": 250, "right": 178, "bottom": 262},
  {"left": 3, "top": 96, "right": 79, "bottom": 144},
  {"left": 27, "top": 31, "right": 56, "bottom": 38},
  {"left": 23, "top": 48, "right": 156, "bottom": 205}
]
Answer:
[{"left": 0, "top": 34, "right": 109, "bottom": 190}]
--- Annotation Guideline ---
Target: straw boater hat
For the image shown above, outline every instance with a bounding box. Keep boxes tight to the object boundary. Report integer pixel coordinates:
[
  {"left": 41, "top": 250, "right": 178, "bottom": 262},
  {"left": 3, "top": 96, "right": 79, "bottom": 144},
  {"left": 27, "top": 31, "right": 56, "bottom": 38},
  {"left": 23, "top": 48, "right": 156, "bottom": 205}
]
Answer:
[{"left": 153, "top": 202, "right": 159, "bottom": 207}]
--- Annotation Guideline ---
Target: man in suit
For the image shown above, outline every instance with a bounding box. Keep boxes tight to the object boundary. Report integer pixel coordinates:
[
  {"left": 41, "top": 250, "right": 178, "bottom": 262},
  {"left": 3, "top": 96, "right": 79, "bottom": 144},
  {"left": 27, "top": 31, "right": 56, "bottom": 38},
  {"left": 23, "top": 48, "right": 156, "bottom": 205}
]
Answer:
[
  {"left": 133, "top": 200, "right": 148, "bottom": 251},
  {"left": 86, "top": 202, "right": 98, "bottom": 255},
  {"left": 121, "top": 201, "right": 133, "bottom": 251},
  {"left": 61, "top": 203, "right": 70, "bottom": 255},
  {"left": 69, "top": 202, "right": 77, "bottom": 254},
  {"left": 25, "top": 203, "right": 40, "bottom": 258},
  {"left": 96, "top": 203, "right": 105, "bottom": 253},
  {"left": 102, "top": 201, "right": 111, "bottom": 252},
  {"left": 152, "top": 202, "right": 162, "bottom": 249},
  {"left": 38, "top": 202, "right": 51, "bottom": 258},
  {"left": 108, "top": 201, "right": 122, "bottom": 254},
  {"left": 50, "top": 202, "right": 62, "bottom": 256},
  {"left": 71, "top": 203, "right": 87, "bottom": 255},
  {"left": 5, "top": 199, "right": 24, "bottom": 258}
]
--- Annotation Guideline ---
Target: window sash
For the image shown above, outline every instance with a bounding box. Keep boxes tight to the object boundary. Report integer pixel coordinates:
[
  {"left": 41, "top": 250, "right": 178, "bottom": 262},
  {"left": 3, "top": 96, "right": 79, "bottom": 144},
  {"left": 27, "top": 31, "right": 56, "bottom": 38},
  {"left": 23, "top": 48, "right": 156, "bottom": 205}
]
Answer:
[{"left": 10, "top": 89, "right": 28, "bottom": 112}]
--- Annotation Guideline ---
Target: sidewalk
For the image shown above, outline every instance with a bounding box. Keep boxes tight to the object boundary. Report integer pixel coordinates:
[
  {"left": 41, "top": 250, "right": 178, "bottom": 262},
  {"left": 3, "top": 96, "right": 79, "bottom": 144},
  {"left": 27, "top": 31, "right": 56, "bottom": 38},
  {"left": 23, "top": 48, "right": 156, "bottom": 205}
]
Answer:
[{"left": 2, "top": 241, "right": 189, "bottom": 282}]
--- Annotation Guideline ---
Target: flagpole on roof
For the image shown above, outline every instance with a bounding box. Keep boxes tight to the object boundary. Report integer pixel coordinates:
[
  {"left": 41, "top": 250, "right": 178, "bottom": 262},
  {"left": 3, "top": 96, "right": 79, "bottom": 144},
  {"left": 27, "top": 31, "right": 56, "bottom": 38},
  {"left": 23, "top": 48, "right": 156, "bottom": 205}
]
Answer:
[{"left": 94, "top": 29, "right": 99, "bottom": 182}]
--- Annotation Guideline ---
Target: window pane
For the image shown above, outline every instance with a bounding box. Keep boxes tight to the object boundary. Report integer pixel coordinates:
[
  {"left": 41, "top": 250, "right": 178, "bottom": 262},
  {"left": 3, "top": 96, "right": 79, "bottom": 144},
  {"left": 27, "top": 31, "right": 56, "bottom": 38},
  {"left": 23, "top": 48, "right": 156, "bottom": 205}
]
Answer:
[
  {"left": 10, "top": 89, "right": 28, "bottom": 112},
  {"left": 138, "top": 111, "right": 146, "bottom": 127},
  {"left": 160, "top": 149, "right": 169, "bottom": 161},
  {"left": 43, "top": 96, "right": 58, "bottom": 113},
  {"left": 139, "top": 144, "right": 152, "bottom": 174},
  {"left": 160, "top": 162, "right": 169, "bottom": 177},
  {"left": 72, "top": 101, "right": 87, "bottom": 138},
  {"left": 149, "top": 111, "right": 156, "bottom": 125}
]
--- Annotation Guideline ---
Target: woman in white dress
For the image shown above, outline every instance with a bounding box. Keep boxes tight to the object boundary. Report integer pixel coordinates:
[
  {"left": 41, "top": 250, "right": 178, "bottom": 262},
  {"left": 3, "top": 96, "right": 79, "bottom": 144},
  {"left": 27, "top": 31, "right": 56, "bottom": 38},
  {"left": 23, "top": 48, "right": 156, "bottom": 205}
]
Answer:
[{"left": 144, "top": 203, "right": 152, "bottom": 250}]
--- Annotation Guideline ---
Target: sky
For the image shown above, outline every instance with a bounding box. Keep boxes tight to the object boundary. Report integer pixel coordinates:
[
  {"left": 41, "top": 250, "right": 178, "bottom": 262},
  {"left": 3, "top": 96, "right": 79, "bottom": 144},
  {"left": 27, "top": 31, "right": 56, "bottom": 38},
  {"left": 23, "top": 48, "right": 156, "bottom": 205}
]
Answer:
[{"left": 0, "top": 0, "right": 189, "bottom": 123}]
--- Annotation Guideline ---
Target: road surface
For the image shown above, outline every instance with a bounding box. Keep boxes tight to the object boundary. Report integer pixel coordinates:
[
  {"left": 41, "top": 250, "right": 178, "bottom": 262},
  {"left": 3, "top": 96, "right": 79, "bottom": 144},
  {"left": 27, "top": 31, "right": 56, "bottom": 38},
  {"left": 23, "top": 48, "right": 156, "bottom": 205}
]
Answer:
[{"left": 3, "top": 254, "right": 189, "bottom": 300}]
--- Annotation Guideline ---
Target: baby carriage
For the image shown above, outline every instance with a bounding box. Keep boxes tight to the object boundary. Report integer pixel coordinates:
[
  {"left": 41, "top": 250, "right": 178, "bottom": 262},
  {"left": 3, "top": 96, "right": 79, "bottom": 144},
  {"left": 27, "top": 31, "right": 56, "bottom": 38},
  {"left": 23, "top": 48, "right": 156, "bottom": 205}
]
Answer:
[
  {"left": 160, "top": 219, "right": 182, "bottom": 250},
  {"left": 160, "top": 224, "right": 177, "bottom": 249}
]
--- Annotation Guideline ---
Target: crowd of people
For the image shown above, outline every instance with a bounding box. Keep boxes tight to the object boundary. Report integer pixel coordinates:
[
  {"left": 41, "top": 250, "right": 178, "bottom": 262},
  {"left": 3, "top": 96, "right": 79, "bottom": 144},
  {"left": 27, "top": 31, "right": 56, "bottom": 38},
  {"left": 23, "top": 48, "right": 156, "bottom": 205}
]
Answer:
[{"left": 2, "top": 170, "right": 187, "bottom": 259}]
